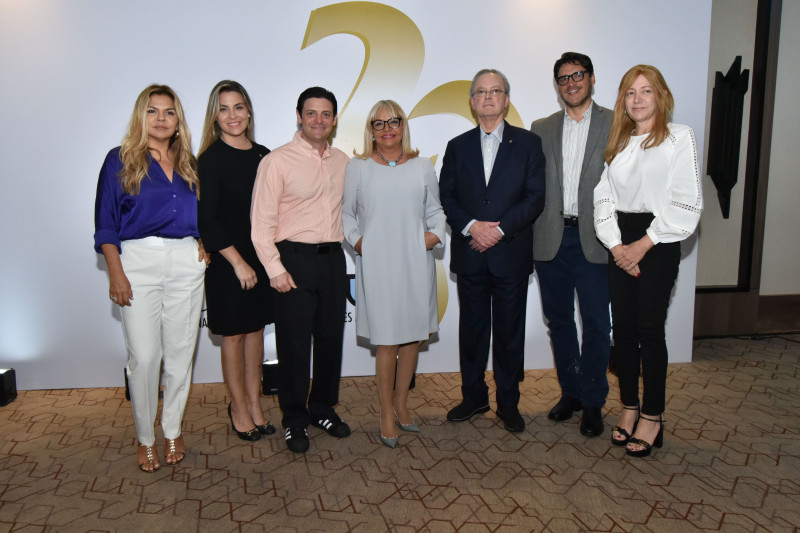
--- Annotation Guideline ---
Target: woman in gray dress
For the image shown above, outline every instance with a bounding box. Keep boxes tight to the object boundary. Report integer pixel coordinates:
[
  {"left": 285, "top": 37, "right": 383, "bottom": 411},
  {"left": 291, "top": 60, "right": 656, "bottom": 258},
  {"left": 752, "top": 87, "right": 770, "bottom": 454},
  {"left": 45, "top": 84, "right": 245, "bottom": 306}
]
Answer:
[{"left": 342, "top": 100, "right": 446, "bottom": 448}]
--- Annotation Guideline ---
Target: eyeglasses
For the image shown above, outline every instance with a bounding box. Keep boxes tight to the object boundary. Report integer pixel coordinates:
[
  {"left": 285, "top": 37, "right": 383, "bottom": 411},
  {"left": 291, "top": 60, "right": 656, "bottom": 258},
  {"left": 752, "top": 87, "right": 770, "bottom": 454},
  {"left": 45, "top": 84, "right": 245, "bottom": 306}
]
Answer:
[
  {"left": 556, "top": 70, "right": 589, "bottom": 86},
  {"left": 473, "top": 88, "right": 505, "bottom": 99},
  {"left": 371, "top": 117, "right": 402, "bottom": 130}
]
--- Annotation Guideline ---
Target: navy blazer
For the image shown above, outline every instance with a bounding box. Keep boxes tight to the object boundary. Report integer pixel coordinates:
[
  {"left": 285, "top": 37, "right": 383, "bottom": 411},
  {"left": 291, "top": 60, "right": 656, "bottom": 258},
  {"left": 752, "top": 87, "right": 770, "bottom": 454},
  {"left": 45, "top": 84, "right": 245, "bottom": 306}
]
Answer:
[{"left": 439, "top": 122, "right": 546, "bottom": 277}]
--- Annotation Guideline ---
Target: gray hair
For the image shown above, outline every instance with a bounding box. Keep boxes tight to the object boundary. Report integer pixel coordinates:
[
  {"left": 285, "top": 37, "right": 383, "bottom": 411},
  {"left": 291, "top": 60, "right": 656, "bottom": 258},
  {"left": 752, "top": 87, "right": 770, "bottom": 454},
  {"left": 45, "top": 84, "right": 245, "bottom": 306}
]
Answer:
[{"left": 470, "top": 68, "right": 510, "bottom": 97}]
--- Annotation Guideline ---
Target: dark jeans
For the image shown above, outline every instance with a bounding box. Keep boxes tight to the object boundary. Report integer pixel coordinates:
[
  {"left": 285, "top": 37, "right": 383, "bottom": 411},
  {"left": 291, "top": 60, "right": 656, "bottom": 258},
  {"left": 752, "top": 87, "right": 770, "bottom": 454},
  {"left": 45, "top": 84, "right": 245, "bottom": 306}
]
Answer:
[
  {"left": 456, "top": 270, "right": 529, "bottom": 411},
  {"left": 273, "top": 241, "right": 347, "bottom": 428},
  {"left": 608, "top": 213, "right": 680, "bottom": 416},
  {"left": 535, "top": 226, "right": 611, "bottom": 408}
]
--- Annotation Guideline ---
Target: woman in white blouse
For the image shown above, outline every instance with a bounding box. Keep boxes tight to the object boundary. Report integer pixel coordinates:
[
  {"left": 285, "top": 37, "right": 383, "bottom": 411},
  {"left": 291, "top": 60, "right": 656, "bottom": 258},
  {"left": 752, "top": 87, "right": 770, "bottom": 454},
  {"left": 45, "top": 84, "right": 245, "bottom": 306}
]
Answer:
[{"left": 593, "top": 65, "right": 702, "bottom": 457}]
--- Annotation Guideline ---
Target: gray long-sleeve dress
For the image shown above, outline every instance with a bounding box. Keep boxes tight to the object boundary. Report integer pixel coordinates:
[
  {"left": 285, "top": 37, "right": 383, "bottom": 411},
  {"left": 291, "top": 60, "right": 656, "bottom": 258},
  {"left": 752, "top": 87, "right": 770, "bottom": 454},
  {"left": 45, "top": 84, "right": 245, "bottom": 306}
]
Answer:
[{"left": 342, "top": 156, "right": 446, "bottom": 345}]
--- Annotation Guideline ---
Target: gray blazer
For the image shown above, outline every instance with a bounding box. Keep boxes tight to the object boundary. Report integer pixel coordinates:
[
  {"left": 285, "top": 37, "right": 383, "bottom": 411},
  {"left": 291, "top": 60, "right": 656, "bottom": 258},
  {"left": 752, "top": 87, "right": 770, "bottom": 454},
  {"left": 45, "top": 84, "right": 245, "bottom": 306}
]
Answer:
[{"left": 530, "top": 102, "right": 611, "bottom": 264}]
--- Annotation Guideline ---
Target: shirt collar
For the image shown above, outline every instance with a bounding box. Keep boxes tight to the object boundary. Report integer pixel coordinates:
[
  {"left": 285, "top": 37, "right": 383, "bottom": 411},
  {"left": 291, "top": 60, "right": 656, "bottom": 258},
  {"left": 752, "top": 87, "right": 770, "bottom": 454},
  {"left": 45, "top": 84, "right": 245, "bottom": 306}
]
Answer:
[
  {"left": 483, "top": 120, "right": 504, "bottom": 142},
  {"left": 292, "top": 130, "right": 332, "bottom": 158},
  {"left": 564, "top": 101, "right": 593, "bottom": 124}
]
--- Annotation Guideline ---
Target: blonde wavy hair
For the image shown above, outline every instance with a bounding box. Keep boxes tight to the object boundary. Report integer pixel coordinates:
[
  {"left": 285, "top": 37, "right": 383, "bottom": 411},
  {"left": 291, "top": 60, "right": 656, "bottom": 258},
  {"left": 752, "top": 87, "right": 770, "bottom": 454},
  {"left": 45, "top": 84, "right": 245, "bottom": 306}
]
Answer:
[
  {"left": 353, "top": 100, "right": 419, "bottom": 160},
  {"left": 198, "top": 80, "right": 256, "bottom": 156},
  {"left": 604, "top": 65, "right": 674, "bottom": 165},
  {"left": 118, "top": 84, "right": 198, "bottom": 197}
]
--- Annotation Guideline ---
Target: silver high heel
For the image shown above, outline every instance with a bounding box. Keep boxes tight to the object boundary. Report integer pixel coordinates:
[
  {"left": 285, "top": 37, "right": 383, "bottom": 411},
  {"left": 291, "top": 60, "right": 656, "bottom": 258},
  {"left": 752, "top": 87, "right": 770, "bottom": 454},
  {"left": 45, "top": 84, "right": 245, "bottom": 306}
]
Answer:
[
  {"left": 396, "top": 420, "right": 420, "bottom": 433},
  {"left": 380, "top": 434, "right": 399, "bottom": 448},
  {"left": 395, "top": 410, "right": 420, "bottom": 432}
]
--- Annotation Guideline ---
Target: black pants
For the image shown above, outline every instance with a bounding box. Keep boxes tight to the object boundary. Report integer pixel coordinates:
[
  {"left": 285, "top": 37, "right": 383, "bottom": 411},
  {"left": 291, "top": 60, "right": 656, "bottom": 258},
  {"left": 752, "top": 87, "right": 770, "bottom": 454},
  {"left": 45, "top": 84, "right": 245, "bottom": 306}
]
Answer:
[
  {"left": 456, "top": 271, "right": 529, "bottom": 410},
  {"left": 273, "top": 241, "right": 347, "bottom": 428},
  {"left": 608, "top": 213, "right": 679, "bottom": 416}
]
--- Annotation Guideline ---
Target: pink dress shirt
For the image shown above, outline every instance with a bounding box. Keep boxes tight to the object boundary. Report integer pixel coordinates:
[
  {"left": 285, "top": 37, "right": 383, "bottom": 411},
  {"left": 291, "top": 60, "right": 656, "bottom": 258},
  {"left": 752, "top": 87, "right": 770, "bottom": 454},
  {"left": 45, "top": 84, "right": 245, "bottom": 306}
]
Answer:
[{"left": 251, "top": 131, "right": 349, "bottom": 278}]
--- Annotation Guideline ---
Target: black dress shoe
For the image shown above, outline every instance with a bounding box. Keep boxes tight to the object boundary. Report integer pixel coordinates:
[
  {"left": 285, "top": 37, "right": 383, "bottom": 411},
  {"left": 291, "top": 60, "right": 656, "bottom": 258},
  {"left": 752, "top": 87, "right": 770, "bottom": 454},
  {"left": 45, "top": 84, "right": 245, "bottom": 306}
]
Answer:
[
  {"left": 580, "top": 406, "right": 604, "bottom": 437},
  {"left": 548, "top": 396, "right": 582, "bottom": 421},
  {"left": 496, "top": 406, "right": 525, "bottom": 432},
  {"left": 447, "top": 400, "right": 490, "bottom": 422}
]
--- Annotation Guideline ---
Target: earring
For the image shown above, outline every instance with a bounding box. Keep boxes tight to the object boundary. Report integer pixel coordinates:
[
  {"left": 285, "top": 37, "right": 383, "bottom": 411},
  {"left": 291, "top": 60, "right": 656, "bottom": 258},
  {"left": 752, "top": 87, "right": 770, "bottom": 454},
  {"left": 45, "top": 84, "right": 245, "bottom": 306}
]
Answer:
[
  {"left": 372, "top": 136, "right": 375, "bottom": 141},
  {"left": 175, "top": 129, "right": 180, "bottom": 137}
]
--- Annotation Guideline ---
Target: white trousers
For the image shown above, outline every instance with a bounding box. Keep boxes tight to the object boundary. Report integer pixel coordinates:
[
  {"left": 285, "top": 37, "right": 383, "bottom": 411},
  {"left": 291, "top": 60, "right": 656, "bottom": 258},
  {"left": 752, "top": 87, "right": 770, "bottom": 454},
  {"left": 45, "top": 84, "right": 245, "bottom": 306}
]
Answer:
[{"left": 120, "top": 236, "right": 205, "bottom": 446}]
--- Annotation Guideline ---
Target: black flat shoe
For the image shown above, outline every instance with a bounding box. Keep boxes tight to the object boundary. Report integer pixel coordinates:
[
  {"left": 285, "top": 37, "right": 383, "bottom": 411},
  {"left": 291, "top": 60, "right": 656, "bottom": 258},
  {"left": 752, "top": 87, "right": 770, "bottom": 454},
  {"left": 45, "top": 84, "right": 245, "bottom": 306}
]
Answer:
[
  {"left": 626, "top": 414, "right": 664, "bottom": 457},
  {"left": 256, "top": 422, "right": 276, "bottom": 435},
  {"left": 228, "top": 403, "right": 261, "bottom": 441},
  {"left": 611, "top": 405, "right": 639, "bottom": 446}
]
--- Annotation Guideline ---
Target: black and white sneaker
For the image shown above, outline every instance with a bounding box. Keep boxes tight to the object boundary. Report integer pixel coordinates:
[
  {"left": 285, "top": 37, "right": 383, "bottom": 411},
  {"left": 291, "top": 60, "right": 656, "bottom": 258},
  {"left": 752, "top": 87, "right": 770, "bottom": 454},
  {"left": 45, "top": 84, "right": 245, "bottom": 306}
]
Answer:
[
  {"left": 284, "top": 427, "right": 309, "bottom": 453},
  {"left": 310, "top": 413, "right": 351, "bottom": 438}
]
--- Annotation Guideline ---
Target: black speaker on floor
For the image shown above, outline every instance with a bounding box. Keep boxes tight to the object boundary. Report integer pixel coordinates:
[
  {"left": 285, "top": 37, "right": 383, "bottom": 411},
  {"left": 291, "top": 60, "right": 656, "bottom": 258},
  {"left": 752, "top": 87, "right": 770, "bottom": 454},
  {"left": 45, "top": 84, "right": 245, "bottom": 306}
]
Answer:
[
  {"left": 0, "top": 368, "right": 18, "bottom": 406},
  {"left": 262, "top": 360, "right": 278, "bottom": 395}
]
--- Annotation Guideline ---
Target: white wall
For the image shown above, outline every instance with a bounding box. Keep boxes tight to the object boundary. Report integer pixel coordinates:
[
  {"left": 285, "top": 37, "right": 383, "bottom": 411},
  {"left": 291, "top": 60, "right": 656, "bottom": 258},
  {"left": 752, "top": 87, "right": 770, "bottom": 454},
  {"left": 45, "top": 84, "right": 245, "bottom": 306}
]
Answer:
[
  {"left": 761, "top": 0, "right": 800, "bottom": 295},
  {"left": 0, "top": 0, "right": 711, "bottom": 390}
]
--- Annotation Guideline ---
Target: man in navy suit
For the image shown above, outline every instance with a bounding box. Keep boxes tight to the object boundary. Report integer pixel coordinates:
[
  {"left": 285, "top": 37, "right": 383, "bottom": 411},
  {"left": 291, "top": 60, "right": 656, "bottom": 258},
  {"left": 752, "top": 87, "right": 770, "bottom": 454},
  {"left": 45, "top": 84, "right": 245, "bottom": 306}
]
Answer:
[{"left": 439, "top": 68, "right": 545, "bottom": 432}]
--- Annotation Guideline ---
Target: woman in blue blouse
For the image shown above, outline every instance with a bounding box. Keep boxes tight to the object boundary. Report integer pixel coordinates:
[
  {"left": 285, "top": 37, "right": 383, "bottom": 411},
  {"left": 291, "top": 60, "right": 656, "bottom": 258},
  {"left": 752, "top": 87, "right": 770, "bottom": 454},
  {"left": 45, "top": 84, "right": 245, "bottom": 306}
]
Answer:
[{"left": 94, "top": 84, "right": 208, "bottom": 473}]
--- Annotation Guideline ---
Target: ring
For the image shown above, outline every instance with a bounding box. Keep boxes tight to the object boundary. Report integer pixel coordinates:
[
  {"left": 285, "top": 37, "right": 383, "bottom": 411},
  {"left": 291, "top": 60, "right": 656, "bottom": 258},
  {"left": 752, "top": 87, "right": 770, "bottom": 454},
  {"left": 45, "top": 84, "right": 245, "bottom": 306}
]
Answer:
[{"left": 110, "top": 296, "right": 118, "bottom": 302}]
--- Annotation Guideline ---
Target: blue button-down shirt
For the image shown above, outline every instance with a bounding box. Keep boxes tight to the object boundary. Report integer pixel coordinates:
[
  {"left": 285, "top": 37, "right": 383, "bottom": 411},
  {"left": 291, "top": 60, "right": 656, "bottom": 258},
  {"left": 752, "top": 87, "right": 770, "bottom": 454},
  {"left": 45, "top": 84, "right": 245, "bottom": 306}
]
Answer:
[{"left": 94, "top": 147, "right": 199, "bottom": 253}]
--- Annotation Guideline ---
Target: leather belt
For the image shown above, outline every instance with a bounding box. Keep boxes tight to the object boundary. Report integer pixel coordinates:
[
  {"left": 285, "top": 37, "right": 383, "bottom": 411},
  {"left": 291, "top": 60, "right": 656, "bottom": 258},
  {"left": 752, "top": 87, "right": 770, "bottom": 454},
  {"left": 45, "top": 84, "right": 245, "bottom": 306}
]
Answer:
[{"left": 277, "top": 241, "right": 341, "bottom": 255}]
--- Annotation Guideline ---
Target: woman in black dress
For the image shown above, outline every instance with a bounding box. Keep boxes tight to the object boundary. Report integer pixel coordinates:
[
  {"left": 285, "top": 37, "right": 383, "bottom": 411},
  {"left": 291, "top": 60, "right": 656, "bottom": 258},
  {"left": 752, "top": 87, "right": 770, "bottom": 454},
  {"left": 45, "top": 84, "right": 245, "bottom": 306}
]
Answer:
[{"left": 197, "top": 80, "right": 275, "bottom": 441}]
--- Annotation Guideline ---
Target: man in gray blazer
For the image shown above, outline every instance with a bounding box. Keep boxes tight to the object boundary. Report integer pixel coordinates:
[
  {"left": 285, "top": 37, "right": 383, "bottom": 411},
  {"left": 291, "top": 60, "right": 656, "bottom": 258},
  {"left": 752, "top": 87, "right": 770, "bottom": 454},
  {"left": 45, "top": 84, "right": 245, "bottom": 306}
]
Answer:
[{"left": 531, "top": 52, "right": 612, "bottom": 437}]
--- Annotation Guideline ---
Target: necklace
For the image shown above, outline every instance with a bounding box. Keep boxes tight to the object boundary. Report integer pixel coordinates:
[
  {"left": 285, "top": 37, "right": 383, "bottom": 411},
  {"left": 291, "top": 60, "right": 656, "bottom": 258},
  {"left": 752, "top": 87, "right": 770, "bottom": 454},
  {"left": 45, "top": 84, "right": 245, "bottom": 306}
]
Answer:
[{"left": 375, "top": 148, "right": 403, "bottom": 167}]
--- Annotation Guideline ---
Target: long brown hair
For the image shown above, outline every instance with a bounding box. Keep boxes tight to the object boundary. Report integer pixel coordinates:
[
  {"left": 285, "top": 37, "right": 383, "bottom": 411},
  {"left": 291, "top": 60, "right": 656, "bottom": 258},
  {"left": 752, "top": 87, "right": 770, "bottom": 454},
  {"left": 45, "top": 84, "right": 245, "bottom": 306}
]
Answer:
[
  {"left": 604, "top": 65, "right": 674, "bottom": 164},
  {"left": 198, "top": 80, "right": 256, "bottom": 156},
  {"left": 118, "top": 84, "right": 199, "bottom": 196}
]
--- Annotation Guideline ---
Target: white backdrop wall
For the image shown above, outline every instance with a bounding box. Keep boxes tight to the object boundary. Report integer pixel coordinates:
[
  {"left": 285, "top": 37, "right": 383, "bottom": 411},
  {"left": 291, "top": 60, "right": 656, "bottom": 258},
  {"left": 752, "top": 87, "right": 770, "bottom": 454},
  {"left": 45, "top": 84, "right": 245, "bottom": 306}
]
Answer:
[{"left": 0, "top": 0, "right": 712, "bottom": 390}]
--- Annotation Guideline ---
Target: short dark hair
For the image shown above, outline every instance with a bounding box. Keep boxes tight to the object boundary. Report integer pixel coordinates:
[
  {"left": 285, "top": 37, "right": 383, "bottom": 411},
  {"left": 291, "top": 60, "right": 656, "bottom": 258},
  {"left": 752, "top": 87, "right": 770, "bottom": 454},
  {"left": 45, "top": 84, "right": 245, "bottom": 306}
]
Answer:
[
  {"left": 553, "top": 52, "right": 594, "bottom": 79},
  {"left": 296, "top": 86, "right": 338, "bottom": 116}
]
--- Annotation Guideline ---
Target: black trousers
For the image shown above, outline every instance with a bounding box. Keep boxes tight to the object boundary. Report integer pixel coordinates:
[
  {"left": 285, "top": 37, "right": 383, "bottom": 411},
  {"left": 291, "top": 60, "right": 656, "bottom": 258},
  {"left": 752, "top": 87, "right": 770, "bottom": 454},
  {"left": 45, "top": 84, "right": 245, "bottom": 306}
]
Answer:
[
  {"left": 456, "top": 270, "right": 529, "bottom": 410},
  {"left": 273, "top": 241, "right": 346, "bottom": 428},
  {"left": 608, "top": 213, "right": 680, "bottom": 416}
]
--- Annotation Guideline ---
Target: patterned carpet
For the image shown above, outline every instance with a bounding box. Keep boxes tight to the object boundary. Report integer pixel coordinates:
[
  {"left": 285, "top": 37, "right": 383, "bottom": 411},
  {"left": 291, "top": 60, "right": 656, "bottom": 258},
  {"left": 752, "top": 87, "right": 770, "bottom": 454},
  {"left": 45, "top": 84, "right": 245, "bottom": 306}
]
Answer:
[{"left": 1, "top": 335, "right": 798, "bottom": 532}]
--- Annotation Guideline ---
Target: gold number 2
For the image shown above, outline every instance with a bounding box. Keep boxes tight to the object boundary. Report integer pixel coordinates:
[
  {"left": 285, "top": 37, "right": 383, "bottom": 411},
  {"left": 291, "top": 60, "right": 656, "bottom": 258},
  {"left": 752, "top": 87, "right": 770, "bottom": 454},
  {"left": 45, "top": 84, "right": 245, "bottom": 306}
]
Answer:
[{"left": 302, "top": 1, "right": 527, "bottom": 322}]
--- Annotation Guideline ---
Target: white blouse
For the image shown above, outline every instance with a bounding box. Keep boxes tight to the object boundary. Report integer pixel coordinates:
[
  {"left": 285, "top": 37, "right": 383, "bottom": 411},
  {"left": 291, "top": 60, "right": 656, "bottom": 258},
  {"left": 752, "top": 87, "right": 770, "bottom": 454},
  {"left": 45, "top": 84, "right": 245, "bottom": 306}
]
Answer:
[{"left": 593, "top": 123, "right": 703, "bottom": 249}]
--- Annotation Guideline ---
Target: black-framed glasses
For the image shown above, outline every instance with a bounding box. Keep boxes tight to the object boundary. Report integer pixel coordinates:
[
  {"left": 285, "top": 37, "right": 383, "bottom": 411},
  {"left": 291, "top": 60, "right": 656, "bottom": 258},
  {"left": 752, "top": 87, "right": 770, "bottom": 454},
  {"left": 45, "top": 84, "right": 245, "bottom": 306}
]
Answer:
[
  {"left": 556, "top": 70, "right": 589, "bottom": 86},
  {"left": 371, "top": 117, "right": 402, "bottom": 130},
  {"left": 473, "top": 88, "right": 505, "bottom": 99}
]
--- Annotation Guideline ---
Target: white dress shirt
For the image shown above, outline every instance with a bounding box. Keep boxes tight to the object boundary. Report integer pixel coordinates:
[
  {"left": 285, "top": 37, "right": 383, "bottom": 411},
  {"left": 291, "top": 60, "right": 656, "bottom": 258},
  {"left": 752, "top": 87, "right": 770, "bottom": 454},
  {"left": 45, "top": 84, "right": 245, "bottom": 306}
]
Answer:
[
  {"left": 562, "top": 105, "right": 592, "bottom": 217},
  {"left": 463, "top": 121, "right": 506, "bottom": 236}
]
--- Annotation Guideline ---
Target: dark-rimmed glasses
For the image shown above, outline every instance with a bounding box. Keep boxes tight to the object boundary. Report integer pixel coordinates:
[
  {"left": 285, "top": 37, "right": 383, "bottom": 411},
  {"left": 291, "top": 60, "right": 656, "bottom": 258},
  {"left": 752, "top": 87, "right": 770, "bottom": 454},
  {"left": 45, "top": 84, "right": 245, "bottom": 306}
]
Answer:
[
  {"left": 371, "top": 117, "right": 402, "bottom": 130},
  {"left": 556, "top": 70, "right": 589, "bottom": 86}
]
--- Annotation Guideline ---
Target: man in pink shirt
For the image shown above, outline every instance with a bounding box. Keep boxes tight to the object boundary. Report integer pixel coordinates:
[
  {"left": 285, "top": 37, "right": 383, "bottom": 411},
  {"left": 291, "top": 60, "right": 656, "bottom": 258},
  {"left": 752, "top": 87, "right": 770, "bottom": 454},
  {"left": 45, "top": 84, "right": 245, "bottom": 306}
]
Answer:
[{"left": 251, "top": 87, "right": 351, "bottom": 453}]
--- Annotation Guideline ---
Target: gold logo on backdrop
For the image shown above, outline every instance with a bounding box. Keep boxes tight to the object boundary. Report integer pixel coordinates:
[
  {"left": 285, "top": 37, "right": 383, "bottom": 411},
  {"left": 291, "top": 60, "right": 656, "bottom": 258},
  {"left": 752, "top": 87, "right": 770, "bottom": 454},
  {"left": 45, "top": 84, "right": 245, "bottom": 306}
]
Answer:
[{"left": 303, "top": 2, "right": 525, "bottom": 323}]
